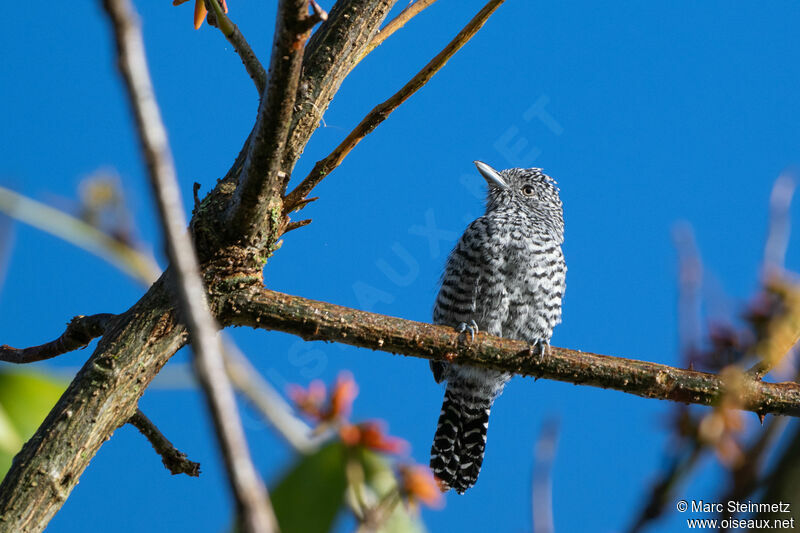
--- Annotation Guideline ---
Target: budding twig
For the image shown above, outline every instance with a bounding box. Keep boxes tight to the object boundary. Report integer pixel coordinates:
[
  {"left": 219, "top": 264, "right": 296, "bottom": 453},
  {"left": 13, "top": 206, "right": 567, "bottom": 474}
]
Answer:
[{"left": 129, "top": 409, "right": 201, "bottom": 477}]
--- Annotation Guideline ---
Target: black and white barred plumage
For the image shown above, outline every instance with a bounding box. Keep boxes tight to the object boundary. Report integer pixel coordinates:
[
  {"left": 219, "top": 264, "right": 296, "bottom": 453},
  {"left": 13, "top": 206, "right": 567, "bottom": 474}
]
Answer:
[{"left": 430, "top": 161, "right": 566, "bottom": 494}]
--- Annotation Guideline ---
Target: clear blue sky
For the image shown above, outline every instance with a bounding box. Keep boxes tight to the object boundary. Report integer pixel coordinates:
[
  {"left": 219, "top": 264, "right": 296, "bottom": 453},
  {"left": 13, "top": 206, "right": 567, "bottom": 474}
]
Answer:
[{"left": 2, "top": 1, "right": 800, "bottom": 532}]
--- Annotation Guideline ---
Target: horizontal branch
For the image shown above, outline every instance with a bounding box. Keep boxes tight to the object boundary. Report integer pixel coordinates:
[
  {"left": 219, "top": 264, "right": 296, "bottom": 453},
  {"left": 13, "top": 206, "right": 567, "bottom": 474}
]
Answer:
[
  {"left": 0, "top": 314, "right": 115, "bottom": 364},
  {"left": 129, "top": 409, "right": 201, "bottom": 477},
  {"left": 223, "top": 287, "right": 800, "bottom": 418}
]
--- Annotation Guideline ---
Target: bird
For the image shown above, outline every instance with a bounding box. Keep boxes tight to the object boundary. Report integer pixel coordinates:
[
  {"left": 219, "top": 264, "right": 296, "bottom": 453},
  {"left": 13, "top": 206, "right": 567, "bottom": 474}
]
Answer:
[{"left": 429, "top": 160, "right": 566, "bottom": 494}]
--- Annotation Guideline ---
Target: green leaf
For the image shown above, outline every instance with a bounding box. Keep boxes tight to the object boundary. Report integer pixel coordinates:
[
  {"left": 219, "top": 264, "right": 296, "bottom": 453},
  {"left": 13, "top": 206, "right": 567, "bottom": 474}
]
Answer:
[
  {"left": 0, "top": 370, "right": 66, "bottom": 477},
  {"left": 270, "top": 441, "right": 349, "bottom": 533}
]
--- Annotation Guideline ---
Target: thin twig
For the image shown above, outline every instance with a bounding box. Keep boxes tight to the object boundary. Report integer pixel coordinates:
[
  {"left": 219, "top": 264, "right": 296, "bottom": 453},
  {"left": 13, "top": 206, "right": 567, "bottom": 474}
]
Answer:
[
  {"left": 303, "top": 0, "right": 329, "bottom": 31},
  {"left": 227, "top": 0, "right": 320, "bottom": 245},
  {"left": 101, "top": 1, "right": 277, "bottom": 532},
  {"left": 355, "top": 0, "right": 439, "bottom": 64},
  {"left": 207, "top": 0, "right": 267, "bottom": 94},
  {"left": 283, "top": 0, "right": 506, "bottom": 212},
  {"left": 225, "top": 286, "right": 800, "bottom": 418},
  {"left": 0, "top": 314, "right": 115, "bottom": 364},
  {"left": 749, "top": 175, "right": 799, "bottom": 379},
  {"left": 129, "top": 409, "right": 201, "bottom": 476},
  {"left": 283, "top": 218, "right": 312, "bottom": 233}
]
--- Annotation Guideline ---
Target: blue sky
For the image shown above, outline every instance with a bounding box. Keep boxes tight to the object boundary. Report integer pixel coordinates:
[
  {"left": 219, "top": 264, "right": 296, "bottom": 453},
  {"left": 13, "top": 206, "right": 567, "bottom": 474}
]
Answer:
[{"left": 2, "top": 1, "right": 800, "bottom": 532}]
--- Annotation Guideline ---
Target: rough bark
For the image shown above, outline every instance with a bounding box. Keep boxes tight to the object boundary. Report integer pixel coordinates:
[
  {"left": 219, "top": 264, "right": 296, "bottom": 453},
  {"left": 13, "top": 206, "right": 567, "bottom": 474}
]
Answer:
[
  {"left": 0, "top": 3, "right": 399, "bottom": 531},
  {"left": 0, "top": 275, "right": 184, "bottom": 532},
  {"left": 223, "top": 287, "right": 800, "bottom": 418}
]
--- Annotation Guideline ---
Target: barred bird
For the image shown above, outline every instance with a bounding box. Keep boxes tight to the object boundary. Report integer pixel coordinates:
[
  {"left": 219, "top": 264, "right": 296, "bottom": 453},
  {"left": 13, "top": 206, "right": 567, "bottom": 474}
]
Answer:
[{"left": 430, "top": 161, "right": 566, "bottom": 494}]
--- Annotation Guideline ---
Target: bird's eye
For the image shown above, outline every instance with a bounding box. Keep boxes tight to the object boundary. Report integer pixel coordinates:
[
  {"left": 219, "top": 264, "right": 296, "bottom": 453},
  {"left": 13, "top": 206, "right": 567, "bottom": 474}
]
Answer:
[{"left": 521, "top": 185, "right": 535, "bottom": 196}]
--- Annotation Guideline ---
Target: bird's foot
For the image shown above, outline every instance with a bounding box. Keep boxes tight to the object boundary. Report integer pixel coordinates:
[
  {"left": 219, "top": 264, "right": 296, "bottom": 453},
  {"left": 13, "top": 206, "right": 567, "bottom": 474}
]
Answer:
[
  {"left": 529, "top": 338, "right": 550, "bottom": 363},
  {"left": 456, "top": 320, "right": 479, "bottom": 343}
]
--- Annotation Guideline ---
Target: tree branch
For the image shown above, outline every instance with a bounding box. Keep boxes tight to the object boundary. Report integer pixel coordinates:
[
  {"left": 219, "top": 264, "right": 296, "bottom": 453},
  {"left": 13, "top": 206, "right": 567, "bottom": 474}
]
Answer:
[
  {"left": 0, "top": 314, "right": 115, "bottom": 364},
  {"left": 0, "top": 6, "right": 403, "bottom": 531},
  {"left": 101, "top": 1, "right": 276, "bottom": 532},
  {"left": 0, "top": 274, "right": 186, "bottom": 533},
  {"left": 129, "top": 409, "right": 201, "bottom": 476},
  {"left": 227, "top": 0, "right": 318, "bottom": 245},
  {"left": 281, "top": 0, "right": 397, "bottom": 174},
  {"left": 284, "top": 0, "right": 505, "bottom": 212},
  {"left": 207, "top": 0, "right": 267, "bottom": 94},
  {"left": 223, "top": 287, "right": 800, "bottom": 418}
]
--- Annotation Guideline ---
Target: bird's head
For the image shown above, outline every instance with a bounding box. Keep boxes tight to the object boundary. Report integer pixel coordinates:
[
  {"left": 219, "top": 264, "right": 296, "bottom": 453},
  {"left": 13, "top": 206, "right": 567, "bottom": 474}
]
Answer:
[{"left": 474, "top": 160, "right": 564, "bottom": 242}]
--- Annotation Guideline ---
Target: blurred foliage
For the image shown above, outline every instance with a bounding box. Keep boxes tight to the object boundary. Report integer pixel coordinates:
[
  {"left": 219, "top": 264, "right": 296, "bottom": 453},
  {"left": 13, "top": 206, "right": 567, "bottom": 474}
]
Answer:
[
  {"left": 267, "top": 441, "right": 427, "bottom": 533},
  {"left": 0, "top": 371, "right": 66, "bottom": 477},
  {"left": 259, "top": 374, "right": 435, "bottom": 533},
  {"left": 271, "top": 441, "right": 350, "bottom": 533},
  {"left": 0, "top": 182, "right": 159, "bottom": 284},
  {"left": 628, "top": 177, "right": 800, "bottom": 532}
]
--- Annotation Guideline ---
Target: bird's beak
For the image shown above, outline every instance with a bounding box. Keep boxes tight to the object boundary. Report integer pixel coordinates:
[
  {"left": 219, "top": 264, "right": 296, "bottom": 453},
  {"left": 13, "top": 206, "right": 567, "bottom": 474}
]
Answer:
[{"left": 474, "top": 161, "right": 507, "bottom": 189}]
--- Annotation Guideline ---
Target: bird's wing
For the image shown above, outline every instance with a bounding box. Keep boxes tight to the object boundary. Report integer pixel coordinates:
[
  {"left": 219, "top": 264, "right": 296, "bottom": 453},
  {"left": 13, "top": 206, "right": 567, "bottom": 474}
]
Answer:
[{"left": 430, "top": 218, "right": 496, "bottom": 382}]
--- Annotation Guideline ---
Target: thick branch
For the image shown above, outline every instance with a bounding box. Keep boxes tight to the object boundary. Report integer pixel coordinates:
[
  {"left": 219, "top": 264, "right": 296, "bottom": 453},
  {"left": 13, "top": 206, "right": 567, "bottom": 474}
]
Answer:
[
  {"left": 129, "top": 409, "right": 201, "bottom": 476},
  {"left": 0, "top": 314, "right": 115, "bottom": 364},
  {"left": 0, "top": 275, "right": 186, "bottom": 533},
  {"left": 0, "top": 5, "right": 402, "bottom": 532},
  {"left": 223, "top": 287, "right": 800, "bottom": 418},
  {"left": 281, "top": 0, "right": 397, "bottom": 173},
  {"left": 227, "top": 0, "right": 315, "bottom": 244},
  {"left": 0, "top": 7, "right": 404, "bottom": 531},
  {"left": 102, "top": 0, "right": 276, "bottom": 531},
  {"left": 189, "top": 0, "right": 397, "bottom": 260},
  {"left": 284, "top": 0, "right": 505, "bottom": 211}
]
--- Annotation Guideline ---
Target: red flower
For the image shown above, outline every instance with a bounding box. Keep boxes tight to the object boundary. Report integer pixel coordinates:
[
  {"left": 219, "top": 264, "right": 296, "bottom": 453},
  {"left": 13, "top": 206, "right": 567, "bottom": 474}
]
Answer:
[
  {"left": 288, "top": 372, "right": 358, "bottom": 423},
  {"left": 329, "top": 371, "right": 358, "bottom": 420},
  {"left": 287, "top": 379, "right": 326, "bottom": 420},
  {"left": 339, "top": 420, "right": 409, "bottom": 455}
]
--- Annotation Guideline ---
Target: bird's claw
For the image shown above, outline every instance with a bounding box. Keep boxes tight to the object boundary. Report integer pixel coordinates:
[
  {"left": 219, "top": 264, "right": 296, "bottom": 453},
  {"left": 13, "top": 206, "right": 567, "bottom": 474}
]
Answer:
[
  {"left": 456, "top": 320, "right": 479, "bottom": 343},
  {"left": 529, "top": 339, "right": 550, "bottom": 362}
]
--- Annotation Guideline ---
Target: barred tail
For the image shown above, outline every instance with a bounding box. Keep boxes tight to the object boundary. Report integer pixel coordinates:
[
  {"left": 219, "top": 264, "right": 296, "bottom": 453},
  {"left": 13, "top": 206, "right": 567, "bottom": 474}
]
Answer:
[{"left": 430, "top": 384, "right": 492, "bottom": 494}]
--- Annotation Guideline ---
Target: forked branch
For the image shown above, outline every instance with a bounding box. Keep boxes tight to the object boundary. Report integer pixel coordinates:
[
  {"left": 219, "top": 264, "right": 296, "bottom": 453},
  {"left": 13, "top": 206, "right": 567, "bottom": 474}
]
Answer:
[{"left": 0, "top": 3, "right": 400, "bottom": 532}]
